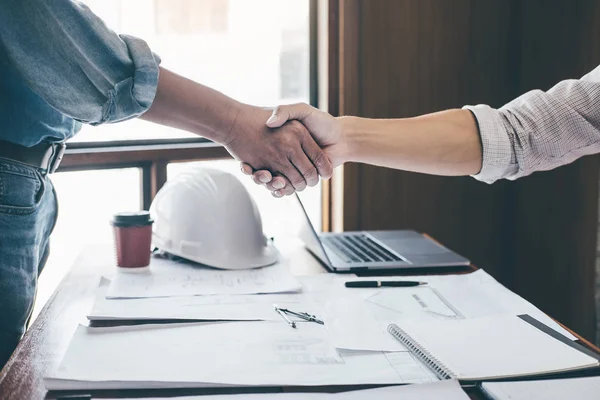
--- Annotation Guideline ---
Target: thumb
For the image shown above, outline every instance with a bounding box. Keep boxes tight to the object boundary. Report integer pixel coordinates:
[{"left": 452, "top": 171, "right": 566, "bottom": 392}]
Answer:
[{"left": 265, "top": 103, "right": 313, "bottom": 128}]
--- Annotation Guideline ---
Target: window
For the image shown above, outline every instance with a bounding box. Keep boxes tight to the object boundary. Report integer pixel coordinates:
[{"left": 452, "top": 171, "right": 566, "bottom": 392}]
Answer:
[
  {"left": 33, "top": 168, "right": 141, "bottom": 320},
  {"left": 71, "top": 0, "right": 311, "bottom": 143},
  {"left": 155, "top": 0, "right": 229, "bottom": 34},
  {"left": 34, "top": 1, "right": 319, "bottom": 321}
]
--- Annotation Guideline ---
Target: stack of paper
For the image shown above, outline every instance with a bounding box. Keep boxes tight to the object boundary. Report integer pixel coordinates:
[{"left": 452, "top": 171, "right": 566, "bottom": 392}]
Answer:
[
  {"left": 47, "top": 257, "right": 591, "bottom": 393},
  {"left": 105, "top": 380, "right": 469, "bottom": 400},
  {"left": 45, "top": 322, "right": 437, "bottom": 390},
  {"left": 321, "top": 270, "right": 575, "bottom": 351},
  {"left": 90, "top": 267, "right": 570, "bottom": 338},
  {"left": 85, "top": 255, "right": 310, "bottom": 323},
  {"left": 90, "top": 279, "right": 319, "bottom": 322},
  {"left": 106, "top": 257, "right": 302, "bottom": 299}
]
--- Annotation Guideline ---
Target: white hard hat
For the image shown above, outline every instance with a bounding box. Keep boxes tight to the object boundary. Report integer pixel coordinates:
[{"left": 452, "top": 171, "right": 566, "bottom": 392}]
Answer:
[{"left": 149, "top": 166, "right": 279, "bottom": 270}]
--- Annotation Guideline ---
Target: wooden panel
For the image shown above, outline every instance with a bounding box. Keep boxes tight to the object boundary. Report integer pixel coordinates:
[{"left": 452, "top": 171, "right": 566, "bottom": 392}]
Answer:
[
  {"left": 337, "top": 0, "right": 519, "bottom": 283},
  {"left": 141, "top": 161, "right": 169, "bottom": 210},
  {"left": 336, "top": 0, "right": 363, "bottom": 232},
  {"left": 513, "top": 158, "right": 600, "bottom": 341},
  {"left": 510, "top": 0, "right": 600, "bottom": 341},
  {"left": 59, "top": 142, "right": 231, "bottom": 172}
]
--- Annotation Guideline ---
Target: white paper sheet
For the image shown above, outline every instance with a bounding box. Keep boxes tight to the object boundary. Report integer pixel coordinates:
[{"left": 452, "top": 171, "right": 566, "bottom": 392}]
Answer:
[
  {"left": 430, "top": 270, "right": 575, "bottom": 339},
  {"left": 90, "top": 279, "right": 321, "bottom": 321},
  {"left": 45, "top": 322, "right": 436, "bottom": 391},
  {"left": 106, "top": 257, "right": 302, "bottom": 298},
  {"left": 321, "top": 270, "right": 575, "bottom": 351},
  {"left": 323, "top": 296, "right": 406, "bottom": 352},
  {"left": 482, "top": 376, "right": 600, "bottom": 400},
  {"left": 101, "top": 268, "right": 574, "bottom": 347},
  {"left": 93, "top": 274, "right": 345, "bottom": 322},
  {"left": 105, "top": 380, "right": 469, "bottom": 400}
]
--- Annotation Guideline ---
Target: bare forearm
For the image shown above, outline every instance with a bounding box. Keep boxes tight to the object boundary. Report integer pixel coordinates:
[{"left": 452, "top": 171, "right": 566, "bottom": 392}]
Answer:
[
  {"left": 340, "top": 109, "right": 482, "bottom": 176},
  {"left": 140, "top": 67, "right": 334, "bottom": 190},
  {"left": 141, "top": 67, "right": 242, "bottom": 144}
]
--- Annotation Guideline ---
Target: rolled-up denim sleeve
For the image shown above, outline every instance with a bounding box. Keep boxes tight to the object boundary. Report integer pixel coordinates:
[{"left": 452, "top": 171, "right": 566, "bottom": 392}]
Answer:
[
  {"left": 463, "top": 65, "right": 600, "bottom": 184},
  {"left": 0, "top": 0, "right": 161, "bottom": 125}
]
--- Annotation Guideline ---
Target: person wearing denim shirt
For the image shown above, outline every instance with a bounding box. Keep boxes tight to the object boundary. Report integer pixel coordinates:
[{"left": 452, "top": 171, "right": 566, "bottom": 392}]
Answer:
[{"left": 0, "top": 0, "right": 333, "bottom": 369}]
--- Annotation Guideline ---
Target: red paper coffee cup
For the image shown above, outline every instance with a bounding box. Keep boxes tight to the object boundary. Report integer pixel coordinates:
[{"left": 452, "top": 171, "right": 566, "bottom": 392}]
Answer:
[{"left": 111, "top": 211, "right": 154, "bottom": 268}]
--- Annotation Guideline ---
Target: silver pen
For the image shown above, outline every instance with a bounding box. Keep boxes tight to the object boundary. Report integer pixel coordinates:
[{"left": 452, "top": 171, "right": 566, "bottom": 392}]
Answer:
[{"left": 274, "top": 304, "right": 296, "bottom": 328}]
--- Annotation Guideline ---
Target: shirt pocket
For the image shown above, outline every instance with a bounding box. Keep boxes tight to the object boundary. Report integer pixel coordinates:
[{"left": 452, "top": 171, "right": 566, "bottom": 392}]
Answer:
[{"left": 0, "top": 160, "right": 45, "bottom": 215}]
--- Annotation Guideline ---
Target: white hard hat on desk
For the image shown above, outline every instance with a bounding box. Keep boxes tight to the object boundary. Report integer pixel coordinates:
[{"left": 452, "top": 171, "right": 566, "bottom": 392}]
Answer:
[{"left": 149, "top": 166, "right": 279, "bottom": 270}]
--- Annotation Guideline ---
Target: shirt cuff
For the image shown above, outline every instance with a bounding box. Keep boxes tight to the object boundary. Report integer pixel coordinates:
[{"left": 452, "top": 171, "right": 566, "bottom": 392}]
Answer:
[
  {"left": 95, "top": 35, "right": 161, "bottom": 125},
  {"left": 462, "top": 104, "right": 514, "bottom": 184}
]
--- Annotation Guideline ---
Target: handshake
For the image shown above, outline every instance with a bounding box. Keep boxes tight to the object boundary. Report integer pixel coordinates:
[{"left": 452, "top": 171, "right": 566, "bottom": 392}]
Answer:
[
  {"left": 224, "top": 103, "right": 345, "bottom": 198},
  {"left": 146, "top": 69, "right": 482, "bottom": 194}
]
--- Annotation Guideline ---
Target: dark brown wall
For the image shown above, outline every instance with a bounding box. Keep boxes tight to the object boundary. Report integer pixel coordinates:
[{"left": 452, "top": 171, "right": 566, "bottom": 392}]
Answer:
[
  {"left": 511, "top": 0, "right": 600, "bottom": 343},
  {"left": 332, "top": 0, "right": 600, "bottom": 340}
]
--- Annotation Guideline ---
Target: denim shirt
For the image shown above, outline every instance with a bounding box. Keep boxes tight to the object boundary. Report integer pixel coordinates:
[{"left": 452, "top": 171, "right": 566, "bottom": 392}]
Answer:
[{"left": 0, "top": 0, "right": 161, "bottom": 147}]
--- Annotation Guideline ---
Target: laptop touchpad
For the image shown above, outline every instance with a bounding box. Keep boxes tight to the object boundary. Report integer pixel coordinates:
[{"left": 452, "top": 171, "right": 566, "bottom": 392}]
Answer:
[{"left": 370, "top": 232, "right": 448, "bottom": 255}]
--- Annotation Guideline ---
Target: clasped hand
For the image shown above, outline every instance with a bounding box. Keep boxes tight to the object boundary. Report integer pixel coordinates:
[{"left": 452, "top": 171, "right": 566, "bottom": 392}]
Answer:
[{"left": 230, "top": 103, "right": 344, "bottom": 197}]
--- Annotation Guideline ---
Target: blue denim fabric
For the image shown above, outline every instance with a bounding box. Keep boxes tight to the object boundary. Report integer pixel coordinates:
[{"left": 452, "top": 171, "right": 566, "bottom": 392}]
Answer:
[
  {"left": 0, "top": 158, "right": 58, "bottom": 368},
  {"left": 0, "top": 0, "right": 161, "bottom": 146}
]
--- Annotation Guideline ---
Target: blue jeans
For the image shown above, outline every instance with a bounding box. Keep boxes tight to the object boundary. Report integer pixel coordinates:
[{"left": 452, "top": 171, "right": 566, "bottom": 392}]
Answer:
[{"left": 0, "top": 158, "right": 58, "bottom": 369}]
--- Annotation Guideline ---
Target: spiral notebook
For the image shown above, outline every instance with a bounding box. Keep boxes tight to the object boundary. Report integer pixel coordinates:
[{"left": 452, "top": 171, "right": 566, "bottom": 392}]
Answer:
[{"left": 387, "top": 314, "right": 599, "bottom": 381}]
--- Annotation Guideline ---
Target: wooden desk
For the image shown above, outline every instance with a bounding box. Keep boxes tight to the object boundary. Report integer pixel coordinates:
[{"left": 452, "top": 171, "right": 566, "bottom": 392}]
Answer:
[{"left": 0, "top": 238, "right": 596, "bottom": 400}]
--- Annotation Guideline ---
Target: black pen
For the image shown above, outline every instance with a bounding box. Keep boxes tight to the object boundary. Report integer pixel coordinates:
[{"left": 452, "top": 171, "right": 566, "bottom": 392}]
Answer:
[{"left": 345, "top": 280, "right": 427, "bottom": 288}]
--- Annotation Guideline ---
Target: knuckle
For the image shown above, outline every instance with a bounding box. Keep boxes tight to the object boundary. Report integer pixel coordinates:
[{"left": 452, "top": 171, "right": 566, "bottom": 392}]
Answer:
[
  {"left": 288, "top": 120, "right": 302, "bottom": 129},
  {"left": 275, "top": 154, "right": 290, "bottom": 167},
  {"left": 288, "top": 120, "right": 307, "bottom": 134},
  {"left": 284, "top": 151, "right": 297, "bottom": 162},
  {"left": 274, "top": 132, "right": 293, "bottom": 149},
  {"left": 290, "top": 176, "right": 306, "bottom": 188},
  {"left": 285, "top": 133, "right": 301, "bottom": 145},
  {"left": 301, "top": 167, "right": 317, "bottom": 179},
  {"left": 312, "top": 151, "right": 327, "bottom": 168},
  {"left": 291, "top": 179, "right": 305, "bottom": 188}
]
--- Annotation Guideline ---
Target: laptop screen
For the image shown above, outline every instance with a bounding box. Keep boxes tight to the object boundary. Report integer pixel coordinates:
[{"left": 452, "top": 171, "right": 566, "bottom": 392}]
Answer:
[{"left": 295, "top": 194, "right": 333, "bottom": 267}]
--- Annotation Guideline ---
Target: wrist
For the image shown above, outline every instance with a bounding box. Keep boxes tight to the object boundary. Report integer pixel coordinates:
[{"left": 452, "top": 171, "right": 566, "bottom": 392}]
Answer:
[
  {"left": 337, "top": 116, "right": 362, "bottom": 163},
  {"left": 218, "top": 102, "right": 254, "bottom": 146}
]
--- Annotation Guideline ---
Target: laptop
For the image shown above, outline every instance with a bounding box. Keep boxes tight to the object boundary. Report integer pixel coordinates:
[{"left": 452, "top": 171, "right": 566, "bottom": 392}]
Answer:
[{"left": 296, "top": 194, "right": 470, "bottom": 273}]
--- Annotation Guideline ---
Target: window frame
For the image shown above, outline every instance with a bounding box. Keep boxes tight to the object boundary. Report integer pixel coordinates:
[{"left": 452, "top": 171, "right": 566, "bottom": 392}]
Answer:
[
  {"left": 57, "top": 0, "right": 320, "bottom": 212},
  {"left": 59, "top": 138, "right": 230, "bottom": 209}
]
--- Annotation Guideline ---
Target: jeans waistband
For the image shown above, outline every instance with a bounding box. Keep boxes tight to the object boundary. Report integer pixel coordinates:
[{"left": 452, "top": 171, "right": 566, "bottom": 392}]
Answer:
[{"left": 0, "top": 140, "right": 66, "bottom": 174}]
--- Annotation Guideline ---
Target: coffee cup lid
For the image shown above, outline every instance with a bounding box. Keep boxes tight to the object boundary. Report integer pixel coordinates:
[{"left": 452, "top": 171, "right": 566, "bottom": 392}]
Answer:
[{"left": 111, "top": 211, "right": 154, "bottom": 227}]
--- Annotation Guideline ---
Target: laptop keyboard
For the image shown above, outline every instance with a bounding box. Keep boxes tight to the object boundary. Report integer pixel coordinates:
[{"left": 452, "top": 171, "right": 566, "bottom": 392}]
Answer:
[{"left": 322, "top": 234, "right": 403, "bottom": 264}]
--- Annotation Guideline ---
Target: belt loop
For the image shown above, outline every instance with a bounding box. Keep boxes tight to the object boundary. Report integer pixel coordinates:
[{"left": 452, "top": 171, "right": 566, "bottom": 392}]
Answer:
[{"left": 49, "top": 143, "right": 67, "bottom": 174}]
